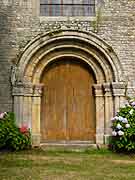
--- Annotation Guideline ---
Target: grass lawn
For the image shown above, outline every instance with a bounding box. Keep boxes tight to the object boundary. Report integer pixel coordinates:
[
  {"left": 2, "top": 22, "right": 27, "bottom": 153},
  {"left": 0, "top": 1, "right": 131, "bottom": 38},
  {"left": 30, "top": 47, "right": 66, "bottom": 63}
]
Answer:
[{"left": 0, "top": 148, "right": 135, "bottom": 180}]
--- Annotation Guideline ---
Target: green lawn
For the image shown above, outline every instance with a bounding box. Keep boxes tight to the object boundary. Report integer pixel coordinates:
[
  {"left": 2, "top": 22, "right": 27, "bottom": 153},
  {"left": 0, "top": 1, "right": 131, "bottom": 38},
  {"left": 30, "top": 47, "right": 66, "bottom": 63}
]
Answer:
[{"left": 0, "top": 148, "right": 135, "bottom": 180}]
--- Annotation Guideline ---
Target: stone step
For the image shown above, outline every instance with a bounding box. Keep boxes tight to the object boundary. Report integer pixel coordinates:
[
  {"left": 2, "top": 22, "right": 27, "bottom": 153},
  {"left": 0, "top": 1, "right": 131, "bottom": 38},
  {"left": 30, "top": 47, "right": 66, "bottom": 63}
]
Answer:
[{"left": 40, "top": 141, "right": 98, "bottom": 151}]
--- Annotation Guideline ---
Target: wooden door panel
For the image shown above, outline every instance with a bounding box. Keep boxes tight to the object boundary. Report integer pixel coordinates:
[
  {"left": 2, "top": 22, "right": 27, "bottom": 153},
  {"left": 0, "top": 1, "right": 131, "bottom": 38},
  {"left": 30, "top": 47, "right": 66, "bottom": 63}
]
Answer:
[
  {"left": 67, "top": 62, "right": 95, "bottom": 140},
  {"left": 41, "top": 63, "right": 67, "bottom": 140},
  {"left": 41, "top": 59, "right": 95, "bottom": 141}
]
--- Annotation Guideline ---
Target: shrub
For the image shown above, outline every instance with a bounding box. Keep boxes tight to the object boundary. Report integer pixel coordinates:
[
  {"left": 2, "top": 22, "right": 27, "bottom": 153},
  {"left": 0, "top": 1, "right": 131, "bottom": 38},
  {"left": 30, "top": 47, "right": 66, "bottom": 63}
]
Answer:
[
  {"left": 110, "top": 100, "right": 135, "bottom": 153},
  {"left": 0, "top": 112, "right": 31, "bottom": 151}
]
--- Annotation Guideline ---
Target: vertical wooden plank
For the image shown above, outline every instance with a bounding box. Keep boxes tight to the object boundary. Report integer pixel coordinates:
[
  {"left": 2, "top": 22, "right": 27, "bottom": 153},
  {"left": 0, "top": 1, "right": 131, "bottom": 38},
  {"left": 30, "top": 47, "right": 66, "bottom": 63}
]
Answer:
[{"left": 67, "top": 60, "right": 95, "bottom": 141}]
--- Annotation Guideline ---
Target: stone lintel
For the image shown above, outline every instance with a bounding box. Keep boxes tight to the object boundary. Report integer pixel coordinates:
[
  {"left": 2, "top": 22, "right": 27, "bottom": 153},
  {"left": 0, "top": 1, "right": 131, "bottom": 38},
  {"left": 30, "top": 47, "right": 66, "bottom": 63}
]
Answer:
[{"left": 112, "top": 82, "right": 126, "bottom": 96}]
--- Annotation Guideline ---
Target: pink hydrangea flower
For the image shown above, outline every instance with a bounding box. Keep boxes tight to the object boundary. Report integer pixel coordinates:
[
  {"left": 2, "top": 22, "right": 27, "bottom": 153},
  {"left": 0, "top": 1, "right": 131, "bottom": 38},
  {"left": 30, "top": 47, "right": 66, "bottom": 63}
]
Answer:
[
  {"left": 131, "top": 101, "right": 135, "bottom": 106},
  {"left": 19, "top": 126, "right": 28, "bottom": 133},
  {"left": 0, "top": 112, "right": 7, "bottom": 119},
  {"left": 19, "top": 123, "right": 29, "bottom": 135}
]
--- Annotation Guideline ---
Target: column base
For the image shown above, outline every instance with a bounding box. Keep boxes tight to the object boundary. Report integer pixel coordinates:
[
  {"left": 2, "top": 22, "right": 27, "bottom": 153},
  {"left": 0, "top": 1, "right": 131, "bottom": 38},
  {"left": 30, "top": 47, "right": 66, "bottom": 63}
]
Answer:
[
  {"left": 96, "top": 134, "right": 104, "bottom": 144},
  {"left": 32, "top": 133, "right": 41, "bottom": 147},
  {"left": 104, "top": 134, "right": 111, "bottom": 145}
]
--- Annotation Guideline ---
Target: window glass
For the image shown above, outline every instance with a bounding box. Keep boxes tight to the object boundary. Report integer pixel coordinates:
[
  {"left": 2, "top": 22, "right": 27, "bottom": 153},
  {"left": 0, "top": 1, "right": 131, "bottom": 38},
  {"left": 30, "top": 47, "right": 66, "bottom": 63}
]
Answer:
[
  {"left": 51, "top": 4, "right": 61, "bottom": 16},
  {"left": 63, "top": 5, "right": 73, "bottom": 16},
  {"left": 40, "top": 0, "right": 95, "bottom": 16},
  {"left": 52, "top": 0, "right": 61, "bottom": 4},
  {"left": 63, "top": 0, "right": 73, "bottom": 4},
  {"left": 40, "top": 0, "right": 49, "bottom": 4}
]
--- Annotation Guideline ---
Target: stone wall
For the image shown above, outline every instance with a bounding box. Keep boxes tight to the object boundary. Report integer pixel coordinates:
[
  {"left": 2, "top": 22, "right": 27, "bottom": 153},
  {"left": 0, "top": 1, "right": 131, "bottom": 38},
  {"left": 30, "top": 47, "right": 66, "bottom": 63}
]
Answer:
[{"left": 0, "top": 0, "right": 135, "bottom": 111}]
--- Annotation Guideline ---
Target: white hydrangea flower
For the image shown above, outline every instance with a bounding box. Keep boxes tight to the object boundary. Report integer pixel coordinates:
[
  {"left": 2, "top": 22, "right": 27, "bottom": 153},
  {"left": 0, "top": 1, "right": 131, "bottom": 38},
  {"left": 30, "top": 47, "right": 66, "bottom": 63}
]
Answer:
[
  {"left": 118, "top": 130, "right": 124, "bottom": 136},
  {"left": 118, "top": 116, "right": 124, "bottom": 122},
  {"left": 125, "top": 124, "right": 130, "bottom": 128},
  {"left": 122, "top": 118, "right": 128, "bottom": 124},
  {"left": 129, "top": 109, "right": 134, "bottom": 115},
  {"left": 0, "top": 112, "right": 5, "bottom": 119},
  {"left": 116, "top": 123, "right": 122, "bottom": 129},
  {"left": 115, "top": 116, "right": 119, "bottom": 120},
  {"left": 111, "top": 117, "right": 116, "bottom": 121},
  {"left": 112, "top": 131, "right": 117, "bottom": 136}
]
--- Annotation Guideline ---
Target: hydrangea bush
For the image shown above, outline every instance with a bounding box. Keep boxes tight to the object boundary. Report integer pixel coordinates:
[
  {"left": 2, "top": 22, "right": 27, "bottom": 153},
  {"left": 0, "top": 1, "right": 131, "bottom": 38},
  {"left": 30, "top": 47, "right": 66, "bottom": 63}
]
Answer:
[
  {"left": 0, "top": 112, "right": 31, "bottom": 151},
  {"left": 110, "top": 100, "right": 135, "bottom": 152}
]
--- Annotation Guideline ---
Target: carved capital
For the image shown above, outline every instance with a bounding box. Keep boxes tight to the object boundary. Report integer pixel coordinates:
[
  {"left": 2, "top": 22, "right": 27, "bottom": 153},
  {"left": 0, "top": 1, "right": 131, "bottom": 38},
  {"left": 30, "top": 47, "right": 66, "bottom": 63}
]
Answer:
[
  {"left": 103, "top": 83, "right": 112, "bottom": 96},
  {"left": 12, "top": 83, "right": 44, "bottom": 97},
  {"left": 93, "top": 84, "right": 103, "bottom": 97},
  {"left": 23, "top": 83, "right": 34, "bottom": 96},
  {"left": 112, "top": 82, "right": 126, "bottom": 96},
  {"left": 11, "top": 65, "right": 23, "bottom": 86},
  {"left": 33, "top": 84, "right": 44, "bottom": 97},
  {"left": 12, "top": 82, "right": 24, "bottom": 96}
]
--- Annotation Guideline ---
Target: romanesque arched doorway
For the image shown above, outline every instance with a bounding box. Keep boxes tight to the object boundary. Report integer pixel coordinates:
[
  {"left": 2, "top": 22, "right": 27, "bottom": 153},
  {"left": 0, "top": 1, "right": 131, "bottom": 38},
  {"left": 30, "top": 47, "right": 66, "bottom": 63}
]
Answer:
[
  {"left": 41, "top": 57, "right": 96, "bottom": 142},
  {"left": 11, "top": 30, "right": 126, "bottom": 146}
]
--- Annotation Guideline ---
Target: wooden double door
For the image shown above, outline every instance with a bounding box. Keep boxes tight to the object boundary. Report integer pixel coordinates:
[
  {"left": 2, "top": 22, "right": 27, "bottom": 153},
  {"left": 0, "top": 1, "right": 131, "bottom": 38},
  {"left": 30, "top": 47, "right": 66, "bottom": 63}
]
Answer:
[{"left": 41, "top": 58, "right": 95, "bottom": 142}]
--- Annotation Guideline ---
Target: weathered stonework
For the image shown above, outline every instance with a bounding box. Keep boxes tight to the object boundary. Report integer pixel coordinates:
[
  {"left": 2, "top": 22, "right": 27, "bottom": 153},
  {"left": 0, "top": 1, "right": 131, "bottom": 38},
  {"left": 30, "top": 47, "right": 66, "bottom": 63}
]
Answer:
[{"left": 0, "top": 0, "right": 135, "bottom": 145}]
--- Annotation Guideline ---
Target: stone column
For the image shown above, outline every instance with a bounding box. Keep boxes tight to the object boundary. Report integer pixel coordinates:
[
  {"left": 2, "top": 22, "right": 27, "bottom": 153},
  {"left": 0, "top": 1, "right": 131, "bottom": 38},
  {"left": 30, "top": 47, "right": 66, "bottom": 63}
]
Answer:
[
  {"left": 112, "top": 82, "right": 126, "bottom": 114},
  {"left": 93, "top": 84, "right": 104, "bottom": 144},
  {"left": 31, "top": 84, "right": 43, "bottom": 146},
  {"left": 23, "top": 84, "right": 33, "bottom": 128},
  {"left": 13, "top": 83, "right": 34, "bottom": 128},
  {"left": 103, "top": 83, "right": 113, "bottom": 144},
  {"left": 13, "top": 83, "right": 43, "bottom": 147},
  {"left": 12, "top": 83, "right": 24, "bottom": 127}
]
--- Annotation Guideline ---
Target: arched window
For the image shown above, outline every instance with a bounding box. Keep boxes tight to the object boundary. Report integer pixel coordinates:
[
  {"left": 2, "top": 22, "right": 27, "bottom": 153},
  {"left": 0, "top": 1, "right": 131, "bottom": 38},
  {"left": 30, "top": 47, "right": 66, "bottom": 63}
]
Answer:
[{"left": 40, "top": 0, "right": 95, "bottom": 16}]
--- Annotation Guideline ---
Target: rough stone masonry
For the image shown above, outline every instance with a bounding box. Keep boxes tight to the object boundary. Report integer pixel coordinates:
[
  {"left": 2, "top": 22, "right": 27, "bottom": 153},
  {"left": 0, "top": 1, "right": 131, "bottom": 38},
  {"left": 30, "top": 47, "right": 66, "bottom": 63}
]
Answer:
[
  {"left": 0, "top": 0, "right": 135, "bottom": 112},
  {"left": 0, "top": 1, "right": 135, "bottom": 145}
]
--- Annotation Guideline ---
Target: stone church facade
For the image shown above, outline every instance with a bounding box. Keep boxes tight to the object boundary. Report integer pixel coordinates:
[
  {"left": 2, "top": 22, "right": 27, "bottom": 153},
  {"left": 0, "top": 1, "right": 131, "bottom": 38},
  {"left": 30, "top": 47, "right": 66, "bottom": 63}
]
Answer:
[{"left": 0, "top": 0, "right": 135, "bottom": 146}]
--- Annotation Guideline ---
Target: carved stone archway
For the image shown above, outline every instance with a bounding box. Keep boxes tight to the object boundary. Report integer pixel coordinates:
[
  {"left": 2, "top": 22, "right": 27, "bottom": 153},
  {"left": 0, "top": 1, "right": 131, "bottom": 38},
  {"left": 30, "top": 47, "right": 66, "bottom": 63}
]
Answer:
[{"left": 12, "top": 30, "right": 126, "bottom": 146}]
